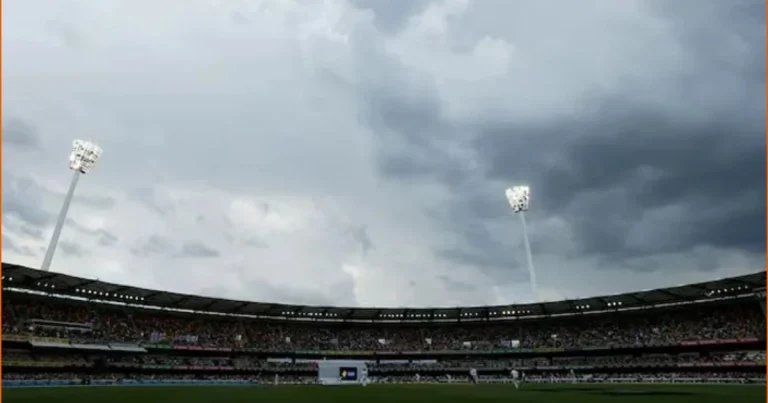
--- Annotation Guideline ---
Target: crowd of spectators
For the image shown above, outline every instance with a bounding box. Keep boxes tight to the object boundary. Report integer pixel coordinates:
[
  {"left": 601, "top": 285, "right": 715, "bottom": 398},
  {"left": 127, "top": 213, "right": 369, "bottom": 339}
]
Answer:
[
  {"left": 4, "top": 350, "right": 763, "bottom": 370},
  {"left": 370, "top": 352, "right": 765, "bottom": 369},
  {"left": 4, "top": 371, "right": 763, "bottom": 385},
  {"left": 0, "top": 372, "right": 314, "bottom": 384},
  {"left": 3, "top": 296, "right": 763, "bottom": 352},
  {"left": 104, "top": 355, "right": 312, "bottom": 370},
  {"left": 364, "top": 372, "right": 767, "bottom": 385}
]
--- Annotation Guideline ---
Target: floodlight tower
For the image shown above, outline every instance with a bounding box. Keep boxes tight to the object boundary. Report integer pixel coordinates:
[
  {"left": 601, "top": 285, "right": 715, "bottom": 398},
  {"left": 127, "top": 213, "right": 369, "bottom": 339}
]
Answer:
[
  {"left": 505, "top": 186, "right": 538, "bottom": 302},
  {"left": 40, "top": 140, "right": 103, "bottom": 272}
]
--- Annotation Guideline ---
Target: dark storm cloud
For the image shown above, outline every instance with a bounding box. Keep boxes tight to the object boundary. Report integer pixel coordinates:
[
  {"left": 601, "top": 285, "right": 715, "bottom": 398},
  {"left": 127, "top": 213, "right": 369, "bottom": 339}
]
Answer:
[
  {"left": 15, "top": 224, "right": 44, "bottom": 240},
  {"left": 2, "top": 171, "right": 114, "bottom": 234},
  {"left": 476, "top": 98, "right": 765, "bottom": 260},
  {"left": 130, "top": 235, "right": 176, "bottom": 257},
  {"left": 2, "top": 117, "right": 41, "bottom": 149},
  {"left": 97, "top": 231, "right": 119, "bottom": 247},
  {"left": 438, "top": 274, "right": 478, "bottom": 293},
  {"left": 64, "top": 218, "right": 120, "bottom": 247},
  {"left": 2, "top": 171, "right": 119, "bottom": 258},
  {"left": 2, "top": 235, "right": 38, "bottom": 257},
  {"left": 58, "top": 241, "right": 88, "bottom": 257},
  {"left": 176, "top": 241, "right": 221, "bottom": 258},
  {"left": 45, "top": 20, "right": 85, "bottom": 49},
  {"left": 4, "top": 214, "right": 46, "bottom": 241},
  {"left": 430, "top": 208, "right": 524, "bottom": 272},
  {"left": 209, "top": 265, "right": 359, "bottom": 306},
  {"left": 363, "top": 0, "right": 765, "bottom": 270},
  {"left": 243, "top": 237, "right": 269, "bottom": 249},
  {"left": 347, "top": 225, "right": 375, "bottom": 256},
  {"left": 351, "top": 0, "right": 431, "bottom": 34},
  {"left": 199, "top": 281, "right": 340, "bottom": 306},
  {"left": 131, "top": 187, "right": 175, "bottom": 216},
  {"left": 435, "top": 245, "right": 524, "bottom": 274},
  {"left": 356, "top": 52, "right": 475, "bottom": 188},
  {"left": 75, "top": 195, "right": 117, "bottom": 210},
  {"left": 2, "top": 172, "right": 54, "bottom": 228}
]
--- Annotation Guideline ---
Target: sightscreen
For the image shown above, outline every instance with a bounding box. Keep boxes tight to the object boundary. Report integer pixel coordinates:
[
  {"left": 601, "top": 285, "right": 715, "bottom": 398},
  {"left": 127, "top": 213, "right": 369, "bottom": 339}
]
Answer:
[{"left": 338, "top": 367, "right": 358, "bottom": 381}]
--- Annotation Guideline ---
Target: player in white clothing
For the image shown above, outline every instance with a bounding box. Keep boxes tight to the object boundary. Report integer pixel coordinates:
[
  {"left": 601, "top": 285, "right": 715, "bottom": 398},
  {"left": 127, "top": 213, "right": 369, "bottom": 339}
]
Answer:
[
  {"left": 510, "top": 369, "right": 520, "bottom": 389},
  {"left": 469, "top": 368, "right": 479, "bottom": 384}
]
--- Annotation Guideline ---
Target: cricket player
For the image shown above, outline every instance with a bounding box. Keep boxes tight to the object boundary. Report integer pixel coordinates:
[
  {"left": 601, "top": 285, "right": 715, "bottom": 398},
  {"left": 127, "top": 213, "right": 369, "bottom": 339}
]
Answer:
[
  {"left": 414, "top": 373, "right": 421, "bottom": 383},
  {"left": 469, "top": 368, "right": 479, "bottom": 384},
  {"left": 361, "top": 367, "right": 368, "bottom": 386},
  {"left": 510, "top": 369, "right": 520, "bottom": 389}
]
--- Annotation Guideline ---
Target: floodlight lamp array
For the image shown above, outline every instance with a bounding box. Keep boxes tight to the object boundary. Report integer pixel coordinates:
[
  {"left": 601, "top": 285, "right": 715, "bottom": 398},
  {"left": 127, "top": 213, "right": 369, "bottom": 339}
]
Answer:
[
  {"left": 69, "top": 140, "right": 103, "bottom": 174},
  {"left": 282, "top": 311, "right": 339, "bottom": 318},
  {"left": 73, "top": 287, "right": 145, "bottom": 301},
  {"left": 505, "top": 186, "right": 530, "bottom": 213},
  {"left": 704, "top": 285, "right": 749, "bottom": 297}
]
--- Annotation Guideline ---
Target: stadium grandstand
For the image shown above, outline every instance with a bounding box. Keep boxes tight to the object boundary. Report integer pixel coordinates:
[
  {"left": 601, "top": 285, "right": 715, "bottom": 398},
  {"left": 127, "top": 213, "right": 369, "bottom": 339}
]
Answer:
[{"left": 2, "top": 262, "right": 766, "bottom": 403}]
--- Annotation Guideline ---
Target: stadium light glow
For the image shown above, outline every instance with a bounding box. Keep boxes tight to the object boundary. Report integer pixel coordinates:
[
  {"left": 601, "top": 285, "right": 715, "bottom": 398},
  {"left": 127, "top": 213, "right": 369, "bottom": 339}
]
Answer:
[
  {"left": 40, "top": 140, "right": 103, "bottom": 272},
  {"left": 505, "top": 186, "right": 538, "bottom": 302}
]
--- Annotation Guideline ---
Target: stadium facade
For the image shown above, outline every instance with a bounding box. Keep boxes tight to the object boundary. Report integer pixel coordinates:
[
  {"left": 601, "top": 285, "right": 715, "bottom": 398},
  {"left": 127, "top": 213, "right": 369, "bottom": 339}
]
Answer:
[{"left": 2, "top": 262, "right": 765, "bottom": 388}]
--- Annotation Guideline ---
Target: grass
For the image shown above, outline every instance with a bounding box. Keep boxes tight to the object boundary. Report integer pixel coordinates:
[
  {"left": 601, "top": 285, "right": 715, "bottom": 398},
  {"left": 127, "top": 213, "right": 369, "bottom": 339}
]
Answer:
[{"left": 4, "top": 383, "right": 766, "bottom": 403}]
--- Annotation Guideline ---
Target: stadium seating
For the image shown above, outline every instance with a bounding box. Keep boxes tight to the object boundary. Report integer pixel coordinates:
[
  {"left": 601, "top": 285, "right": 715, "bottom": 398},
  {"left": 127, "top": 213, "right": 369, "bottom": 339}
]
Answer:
[
  {"left": 2, "top": 297, "right": 763, "bottom": 350},
  {"left": 2, "top": 264, "right": 765, "bottom": 386}
]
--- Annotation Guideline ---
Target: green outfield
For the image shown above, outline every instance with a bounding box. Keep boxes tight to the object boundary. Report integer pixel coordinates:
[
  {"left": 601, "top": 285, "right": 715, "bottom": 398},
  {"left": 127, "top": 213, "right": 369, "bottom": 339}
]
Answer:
[{"left": 3, "top": 384, "right": 766, "bottom": 403}]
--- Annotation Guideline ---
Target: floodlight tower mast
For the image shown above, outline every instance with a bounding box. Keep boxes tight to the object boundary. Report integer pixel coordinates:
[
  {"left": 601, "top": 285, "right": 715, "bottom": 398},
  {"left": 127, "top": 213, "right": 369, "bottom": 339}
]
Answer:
[
  {"left": 40, "top": 140, "right": 103, "bottom": 272},
  {"left": 505, "top": 186, "right": 538, "bottom": 302}
]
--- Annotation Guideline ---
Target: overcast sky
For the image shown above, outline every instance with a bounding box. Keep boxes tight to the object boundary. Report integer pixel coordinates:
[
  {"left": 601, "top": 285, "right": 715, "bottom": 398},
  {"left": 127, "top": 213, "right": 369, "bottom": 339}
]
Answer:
[{"left": 2, "top": 0, "right": 765, "bottom": 308}]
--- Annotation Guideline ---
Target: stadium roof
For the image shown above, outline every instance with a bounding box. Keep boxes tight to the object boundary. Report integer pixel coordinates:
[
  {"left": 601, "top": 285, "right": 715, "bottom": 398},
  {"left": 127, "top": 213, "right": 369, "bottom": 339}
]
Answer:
[{"left": 2, "top": 262, "right": 764, "bottom": 323}]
